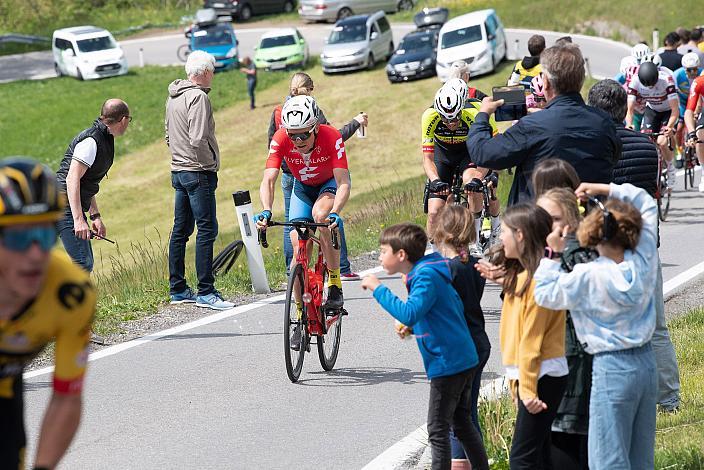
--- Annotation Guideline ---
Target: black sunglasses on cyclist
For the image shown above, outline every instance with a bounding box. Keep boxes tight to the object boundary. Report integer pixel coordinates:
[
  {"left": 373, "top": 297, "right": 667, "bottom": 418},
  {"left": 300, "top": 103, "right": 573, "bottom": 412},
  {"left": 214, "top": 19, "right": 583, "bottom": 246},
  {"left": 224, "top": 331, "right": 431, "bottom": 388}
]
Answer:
[
  {"left": 287, "top": 129, "right": 314, "bottom": 142},
  {"left": 440, "top": 117, "right": 460, "bottom": 125}
]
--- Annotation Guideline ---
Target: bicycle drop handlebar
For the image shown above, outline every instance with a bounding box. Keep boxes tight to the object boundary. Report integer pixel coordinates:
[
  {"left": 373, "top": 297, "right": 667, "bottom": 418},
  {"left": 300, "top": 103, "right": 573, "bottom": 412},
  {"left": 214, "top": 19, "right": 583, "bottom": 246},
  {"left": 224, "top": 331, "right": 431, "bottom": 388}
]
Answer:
[
  {"left": 257, "top": 221, "right": 340, "bottom": 250},
  {"left": 648, "top": 132, "right": 674, "bottom": 151}
]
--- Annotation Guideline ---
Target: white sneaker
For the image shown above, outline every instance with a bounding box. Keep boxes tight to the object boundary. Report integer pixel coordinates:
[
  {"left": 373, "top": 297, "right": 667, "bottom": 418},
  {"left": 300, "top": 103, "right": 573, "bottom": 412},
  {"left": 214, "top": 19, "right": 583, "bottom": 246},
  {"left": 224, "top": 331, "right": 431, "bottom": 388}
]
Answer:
[{"left": 698, "top": 181, "right": 704, "bottom": 193}]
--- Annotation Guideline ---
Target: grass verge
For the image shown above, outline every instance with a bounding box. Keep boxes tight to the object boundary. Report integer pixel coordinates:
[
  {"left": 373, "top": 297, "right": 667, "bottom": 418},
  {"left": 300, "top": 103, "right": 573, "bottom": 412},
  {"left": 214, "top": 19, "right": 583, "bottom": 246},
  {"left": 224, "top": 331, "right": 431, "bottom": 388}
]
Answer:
[{"left": 0, "top": 64, "right": 292, "bottom": 165}]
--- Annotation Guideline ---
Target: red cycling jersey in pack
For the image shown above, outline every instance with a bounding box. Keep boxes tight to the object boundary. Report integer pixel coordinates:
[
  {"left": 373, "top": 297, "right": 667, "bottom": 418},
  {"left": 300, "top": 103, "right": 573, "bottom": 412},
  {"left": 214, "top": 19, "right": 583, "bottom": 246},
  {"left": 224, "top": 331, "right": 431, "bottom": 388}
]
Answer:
[
  {"left": 627, "top": 69, "right": 678, "bottom": 112},
  {"left": 267, "top": 125, "right": 348, "bottom": 186},
  {"left": 686, "top": 75, "right": 704, "bottom": 112}
]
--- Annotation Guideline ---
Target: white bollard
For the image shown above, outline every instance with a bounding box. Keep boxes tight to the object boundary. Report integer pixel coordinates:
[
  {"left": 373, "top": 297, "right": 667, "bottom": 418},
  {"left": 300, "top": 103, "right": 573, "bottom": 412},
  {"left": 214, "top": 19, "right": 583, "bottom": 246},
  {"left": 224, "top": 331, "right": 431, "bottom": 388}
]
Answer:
[
  {"left": 652, "top": 29, "right": 659, "bottom": 51},
  {"left": 233, "top": 190, "right": 270, "bottom": 294},
  {"left": 513, "top": 38, "right": 520, "bottom": 60},
  {"left": 139, "top": 47, "right": 144, "bottom": 68}
]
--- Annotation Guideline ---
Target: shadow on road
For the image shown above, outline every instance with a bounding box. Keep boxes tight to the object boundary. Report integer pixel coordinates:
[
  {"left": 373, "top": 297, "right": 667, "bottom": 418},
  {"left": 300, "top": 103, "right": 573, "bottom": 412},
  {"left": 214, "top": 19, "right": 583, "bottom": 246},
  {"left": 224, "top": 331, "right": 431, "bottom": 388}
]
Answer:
[
  {"left": 157, "top": 331, "right": 279, "bottom": 341},
  {"left": 297, "top": 366, "right": 426, "bottom": 387}
]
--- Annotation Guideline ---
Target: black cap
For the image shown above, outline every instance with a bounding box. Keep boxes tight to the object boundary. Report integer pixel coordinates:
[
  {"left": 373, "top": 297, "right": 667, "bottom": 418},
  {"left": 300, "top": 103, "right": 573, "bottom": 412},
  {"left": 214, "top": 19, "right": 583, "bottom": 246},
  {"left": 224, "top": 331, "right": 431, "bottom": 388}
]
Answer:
[{"left": 232, "top": 190, "right": 251, "bottom": 206}]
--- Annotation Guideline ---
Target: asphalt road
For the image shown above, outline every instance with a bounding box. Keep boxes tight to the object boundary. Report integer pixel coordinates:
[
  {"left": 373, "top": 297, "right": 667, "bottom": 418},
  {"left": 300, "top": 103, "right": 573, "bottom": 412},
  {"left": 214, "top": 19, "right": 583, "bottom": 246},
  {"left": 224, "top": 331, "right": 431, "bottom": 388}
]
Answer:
[
  {"left": 0, "top": 23, "right": 629, "bottom": 83},
  {"left": 22, "top": 167, "right": 704, "bottom": 469}
]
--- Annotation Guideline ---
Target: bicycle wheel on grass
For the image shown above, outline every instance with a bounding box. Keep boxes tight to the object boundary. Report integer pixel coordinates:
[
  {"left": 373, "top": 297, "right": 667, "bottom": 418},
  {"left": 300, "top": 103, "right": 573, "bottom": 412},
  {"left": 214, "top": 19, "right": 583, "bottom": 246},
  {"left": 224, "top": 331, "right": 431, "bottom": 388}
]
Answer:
[
  {"left": 284, "top": 264, "right": 307, "bottom": 383},
  {"left": 316, "top": 270, "right": 342, "bottom": 371}
]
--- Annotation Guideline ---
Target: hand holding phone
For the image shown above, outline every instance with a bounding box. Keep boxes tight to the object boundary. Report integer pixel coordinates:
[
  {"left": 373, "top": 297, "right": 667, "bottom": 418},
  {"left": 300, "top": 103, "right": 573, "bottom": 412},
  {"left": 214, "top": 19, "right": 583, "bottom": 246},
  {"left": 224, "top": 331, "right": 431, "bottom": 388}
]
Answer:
[{"left": 492, "top": 85, "right": 528, "bottom": 122}]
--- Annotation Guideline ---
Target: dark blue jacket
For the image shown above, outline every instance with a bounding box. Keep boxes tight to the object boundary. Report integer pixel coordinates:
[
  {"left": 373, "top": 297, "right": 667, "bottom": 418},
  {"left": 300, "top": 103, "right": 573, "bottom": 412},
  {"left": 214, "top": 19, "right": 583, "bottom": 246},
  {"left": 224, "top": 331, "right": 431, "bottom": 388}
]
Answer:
[
  {"left": 466, "top": 93, "right": 621, "bottom": 206},
  {"left": 373, "top": 252, "right": 478, "bottom": 379}
]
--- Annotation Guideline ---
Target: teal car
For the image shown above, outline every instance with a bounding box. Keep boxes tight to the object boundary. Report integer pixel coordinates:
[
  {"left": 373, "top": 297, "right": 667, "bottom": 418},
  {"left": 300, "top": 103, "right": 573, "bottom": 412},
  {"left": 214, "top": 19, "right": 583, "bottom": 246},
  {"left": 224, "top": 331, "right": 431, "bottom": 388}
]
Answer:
[{"left": 254, "top": 28, "right": 309, "bottom": 70}]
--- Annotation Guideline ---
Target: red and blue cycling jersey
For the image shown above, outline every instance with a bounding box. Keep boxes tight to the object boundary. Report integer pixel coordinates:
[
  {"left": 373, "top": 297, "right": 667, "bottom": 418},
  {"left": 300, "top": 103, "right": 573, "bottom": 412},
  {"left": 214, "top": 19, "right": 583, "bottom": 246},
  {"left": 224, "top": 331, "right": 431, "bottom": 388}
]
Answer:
[
  {"left": 686, "top": 75, "right": 704, "bottom": 112},
  {"left": 266, "top": 124, "right": 348, "bottom": 186}
]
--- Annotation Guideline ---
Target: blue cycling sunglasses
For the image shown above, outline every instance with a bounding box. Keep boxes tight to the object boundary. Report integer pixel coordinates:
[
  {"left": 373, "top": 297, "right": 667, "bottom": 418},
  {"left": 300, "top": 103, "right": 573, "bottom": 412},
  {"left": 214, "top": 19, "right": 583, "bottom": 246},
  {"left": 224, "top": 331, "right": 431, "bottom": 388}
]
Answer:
[{"left": 0, "top": 226, "right": 58, "bottom": 252}]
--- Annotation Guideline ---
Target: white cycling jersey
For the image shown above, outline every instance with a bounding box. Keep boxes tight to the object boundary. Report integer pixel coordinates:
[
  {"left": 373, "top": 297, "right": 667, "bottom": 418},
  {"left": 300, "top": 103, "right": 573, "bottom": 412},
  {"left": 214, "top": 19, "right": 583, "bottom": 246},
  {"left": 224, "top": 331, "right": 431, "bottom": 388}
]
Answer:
[{"left": 627, "top": 68, "right": 678, "bottom": 112}]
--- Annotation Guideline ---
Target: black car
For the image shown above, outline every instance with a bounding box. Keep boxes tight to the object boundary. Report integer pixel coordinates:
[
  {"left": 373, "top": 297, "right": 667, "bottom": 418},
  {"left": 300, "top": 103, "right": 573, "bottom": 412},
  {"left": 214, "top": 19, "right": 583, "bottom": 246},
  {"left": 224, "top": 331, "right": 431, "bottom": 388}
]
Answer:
[
  {"left": 203, "top": 0, "right": 296, "bottom": 21},
  {"left": 386, "top": 8, "right": 446, "bottom": 83}
]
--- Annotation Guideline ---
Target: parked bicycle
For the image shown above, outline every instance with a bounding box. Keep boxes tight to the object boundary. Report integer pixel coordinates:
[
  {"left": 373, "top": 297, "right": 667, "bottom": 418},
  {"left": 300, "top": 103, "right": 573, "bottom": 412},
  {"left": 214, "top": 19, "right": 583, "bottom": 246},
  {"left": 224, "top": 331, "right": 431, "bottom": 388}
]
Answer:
[{"left": 258, "top": 220, "right": 345, "bottom": 383}]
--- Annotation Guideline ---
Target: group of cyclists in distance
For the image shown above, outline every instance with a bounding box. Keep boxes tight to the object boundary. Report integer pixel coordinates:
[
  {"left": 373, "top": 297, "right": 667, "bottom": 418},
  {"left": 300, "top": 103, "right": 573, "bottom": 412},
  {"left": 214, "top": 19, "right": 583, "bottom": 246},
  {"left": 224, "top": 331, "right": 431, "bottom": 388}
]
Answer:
[{"left": 2, "top": 19, "right": 704, "bottom": 470}]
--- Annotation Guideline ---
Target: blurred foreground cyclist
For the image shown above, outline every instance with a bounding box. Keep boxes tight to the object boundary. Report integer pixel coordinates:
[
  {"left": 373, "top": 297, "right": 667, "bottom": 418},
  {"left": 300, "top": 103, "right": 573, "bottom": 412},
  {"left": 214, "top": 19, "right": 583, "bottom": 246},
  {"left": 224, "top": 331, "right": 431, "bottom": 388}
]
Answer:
[{"left": 0, "top": 158, "right": 96, "bottom": 469}]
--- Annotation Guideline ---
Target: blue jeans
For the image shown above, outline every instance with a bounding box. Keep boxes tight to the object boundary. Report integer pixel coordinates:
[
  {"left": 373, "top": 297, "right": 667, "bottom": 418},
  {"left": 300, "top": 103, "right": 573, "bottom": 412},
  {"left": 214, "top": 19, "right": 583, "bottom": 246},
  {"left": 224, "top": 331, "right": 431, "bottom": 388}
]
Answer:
[
  {"left": 589, "top": 343, "right": 656, "bottom": 470},
  {"left": 168, "top": 171, "right": 218, "bottom": 296},
  {"left": 451, "top": 348, "right": 490, "bottom": 459},
  {"left": 281, "top": 172, "right": 351, "bottom": 274},
  {"left": 247, "top": 79, "right": 256, "bottom": 109},
  {"left": 652, "top": 256, "right": 680, "bottom": 408},
  {"left": 57, "top": 211, "right": 94, "bottom": 272}
]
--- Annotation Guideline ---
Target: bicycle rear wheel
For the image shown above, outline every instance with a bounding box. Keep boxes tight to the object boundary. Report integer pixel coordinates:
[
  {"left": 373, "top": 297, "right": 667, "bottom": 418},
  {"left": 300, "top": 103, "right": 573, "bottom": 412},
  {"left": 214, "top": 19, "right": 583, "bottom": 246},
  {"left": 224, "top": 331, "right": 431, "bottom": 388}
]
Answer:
[
  {"left": 317, "top": 271, "right": 342, "bottom": 371},
  {"left": 284, "top": 264, "right": 307, "bottom": 383},
  {"left": 685, "top": 148, "right": 695, "bottom": 189}
]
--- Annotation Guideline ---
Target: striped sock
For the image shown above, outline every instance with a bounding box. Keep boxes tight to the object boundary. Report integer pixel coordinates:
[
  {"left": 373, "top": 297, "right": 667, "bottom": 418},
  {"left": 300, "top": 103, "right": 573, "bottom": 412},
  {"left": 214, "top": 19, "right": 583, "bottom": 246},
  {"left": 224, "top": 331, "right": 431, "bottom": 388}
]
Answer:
[{"left": 328, "top": 268, "right": 342, "bottom": 288}]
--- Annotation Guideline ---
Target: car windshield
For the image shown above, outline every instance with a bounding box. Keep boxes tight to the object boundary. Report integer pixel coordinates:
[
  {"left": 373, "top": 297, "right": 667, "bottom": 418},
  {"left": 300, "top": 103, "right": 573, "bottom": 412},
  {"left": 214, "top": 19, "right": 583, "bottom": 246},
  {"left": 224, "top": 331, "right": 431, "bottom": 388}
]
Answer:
[
  {"left": 193, "top": 25, "right": 235, "bottom": 48},
  {"left": 399, "top": 35, "right": 433, "bottom": 51},
  {"left": 328, "top": 23, "right": 367, "bottom": 44},
  {"left": 441, "top": 25, "right": 482, "bottom": 49},
  {"left": 261, "top": 35, "right": 297, "bottom": 48},
  {"left": 76, "top": 36, "right": 117, "bottom": 53}
]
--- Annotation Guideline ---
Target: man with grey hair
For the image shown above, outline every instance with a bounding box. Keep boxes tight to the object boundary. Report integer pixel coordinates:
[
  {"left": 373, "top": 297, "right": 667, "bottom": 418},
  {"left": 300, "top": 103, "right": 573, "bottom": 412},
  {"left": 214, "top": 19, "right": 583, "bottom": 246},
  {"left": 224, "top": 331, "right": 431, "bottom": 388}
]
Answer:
[
  {"left": 165, "top": 50, "right": 234, "bottom": 310},
  {"left": 467, "top": 44, "right": 621, "bottom": 205},
  {"left": 588, "top": 79, "right": 680, "bottom": 413}
]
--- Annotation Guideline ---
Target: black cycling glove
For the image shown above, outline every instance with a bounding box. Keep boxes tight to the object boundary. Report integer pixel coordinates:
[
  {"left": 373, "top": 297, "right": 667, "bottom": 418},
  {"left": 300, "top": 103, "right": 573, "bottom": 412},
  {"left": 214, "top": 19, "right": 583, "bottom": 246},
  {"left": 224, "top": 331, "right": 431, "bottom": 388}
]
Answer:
[{"left": 429, "top": 179, "right": 449, "bottom": 193}]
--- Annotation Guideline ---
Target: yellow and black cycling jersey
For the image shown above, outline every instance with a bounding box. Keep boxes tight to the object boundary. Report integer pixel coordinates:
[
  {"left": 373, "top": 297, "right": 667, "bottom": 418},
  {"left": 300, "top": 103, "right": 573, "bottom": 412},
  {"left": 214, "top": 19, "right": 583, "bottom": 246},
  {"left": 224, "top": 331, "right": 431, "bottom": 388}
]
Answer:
[
  {"left": 0, "top": 250, "right": 96, "bottom": 400},
  {"left": 421, "top": 102, "right": 498, "bottom": 158}
]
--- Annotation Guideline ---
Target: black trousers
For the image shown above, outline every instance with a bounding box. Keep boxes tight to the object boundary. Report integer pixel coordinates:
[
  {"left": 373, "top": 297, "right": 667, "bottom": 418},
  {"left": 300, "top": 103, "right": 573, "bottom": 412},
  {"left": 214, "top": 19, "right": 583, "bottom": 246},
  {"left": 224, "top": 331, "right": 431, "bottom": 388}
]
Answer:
[
  {"left": 510, "top": 375, "right": 568, "bottom": 470},
  {"left": 427, "top": 368, "right": 489, "bottom": 470}
]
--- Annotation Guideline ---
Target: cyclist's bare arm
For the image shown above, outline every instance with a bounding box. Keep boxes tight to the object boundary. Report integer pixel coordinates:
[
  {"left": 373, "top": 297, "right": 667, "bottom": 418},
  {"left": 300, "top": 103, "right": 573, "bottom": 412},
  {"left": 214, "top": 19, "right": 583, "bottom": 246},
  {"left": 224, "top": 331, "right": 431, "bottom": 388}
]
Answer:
[
  {"left": 685, "top": 109, "right": 697, "bottom": 134},
  {"left": 331, "top": 168, "right": 351, "bottom": 218},
  {"left": 259, "top": 167, "right": 280, "bottom": 220},
  {"left": 665, "top": 99, "right": 680, "bottom": 131},
  {"left": 422, "top": 151, "right": 441, "bottom": 181},
  {"left": 625, "top": 99, "right": 636, "bottom": 128},
  {"left": 34, "top": 393, "right": 82, "bottom": 468}
]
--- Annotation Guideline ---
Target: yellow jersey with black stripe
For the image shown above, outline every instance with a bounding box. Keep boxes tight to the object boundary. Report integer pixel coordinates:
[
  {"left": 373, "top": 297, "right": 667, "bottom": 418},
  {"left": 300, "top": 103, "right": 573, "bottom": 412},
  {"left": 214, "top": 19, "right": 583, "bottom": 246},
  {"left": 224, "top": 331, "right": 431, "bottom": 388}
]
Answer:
[
  {"left": 421, "top": 102, "right": 498, "bottom": 158},
  {"left": 0, "top": 250, "right": 95, "bottom": 398}
]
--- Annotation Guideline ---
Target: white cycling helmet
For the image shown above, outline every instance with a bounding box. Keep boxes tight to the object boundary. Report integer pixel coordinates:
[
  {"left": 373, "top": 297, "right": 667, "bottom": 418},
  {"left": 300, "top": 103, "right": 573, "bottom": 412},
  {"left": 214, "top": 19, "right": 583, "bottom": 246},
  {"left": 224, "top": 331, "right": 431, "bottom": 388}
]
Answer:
[
  {"left": 434, "top": 84, "right": 464, "bottom": 121},
  {"left": 619, "top": 55, "right": 638, "bottom": 75},
  {"left": 631, "top": 43, "right": 651, "bottom": 63},
  {"left": 642, "top": 52, "right": 662, "bottom": 67},
  {"left": 682, "top": 52, "right": 701, "bottom": 69},
  {"left": 280, "top": 95, "right": 319, "bottom": 130},
  {"left": 444, "top": 77, "right": 469, "bottom": 102}
]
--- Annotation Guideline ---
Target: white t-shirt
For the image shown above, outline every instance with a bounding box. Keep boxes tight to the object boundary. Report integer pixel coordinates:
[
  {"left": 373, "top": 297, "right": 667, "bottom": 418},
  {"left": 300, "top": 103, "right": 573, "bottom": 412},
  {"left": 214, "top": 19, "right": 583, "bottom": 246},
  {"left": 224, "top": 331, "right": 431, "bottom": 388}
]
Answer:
[{"left": 72, "top": 138, "right": 98, "bottom": 167}]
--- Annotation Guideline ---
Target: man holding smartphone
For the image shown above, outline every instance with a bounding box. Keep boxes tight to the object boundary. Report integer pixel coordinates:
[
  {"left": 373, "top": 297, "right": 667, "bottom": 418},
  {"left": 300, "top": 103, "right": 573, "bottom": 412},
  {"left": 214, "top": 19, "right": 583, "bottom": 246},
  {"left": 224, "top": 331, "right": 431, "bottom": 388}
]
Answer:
[{"left": 466, "top": 44, "right": 620, "bottom": 206}]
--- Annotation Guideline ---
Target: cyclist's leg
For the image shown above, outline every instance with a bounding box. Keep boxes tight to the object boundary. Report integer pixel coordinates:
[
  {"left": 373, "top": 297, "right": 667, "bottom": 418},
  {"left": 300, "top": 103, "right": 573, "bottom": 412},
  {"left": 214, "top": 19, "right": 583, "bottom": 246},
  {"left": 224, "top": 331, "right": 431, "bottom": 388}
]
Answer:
[
  {"left": 288, "top": 180, "right": 319, "bottom": 302},
  {"left": 427, "top": 158, "right": 452, "bottom": 237},
  {"left": 696, "top": 114, "right": 704, "bottom": 166},
  {"left": 0, "top": 376, "right": 26, "bottom": 470},
  {"left": 654, "top": 110, "right": 674, "bottom": 162},
  {"left": 310, "top": 179, "right": 345, "bottom": 308},
  {"left": 281, "top": 172, "right": 295, "bottom": 272}
]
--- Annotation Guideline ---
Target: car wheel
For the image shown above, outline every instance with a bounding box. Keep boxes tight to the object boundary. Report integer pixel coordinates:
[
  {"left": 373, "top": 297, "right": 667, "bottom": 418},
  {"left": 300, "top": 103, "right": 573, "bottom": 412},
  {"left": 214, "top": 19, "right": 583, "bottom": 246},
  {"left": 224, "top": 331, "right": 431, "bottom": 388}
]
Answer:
[
  {"left": 76, "top": 68, "right": 84, "bottom": 81},
  {"left": 367, "top": 53, "right": 375, "bottom": 70},
  {"left": 283, "top": 0, "right": 294, "bottom": 13},
  {"left": 397, "top": 0, "right": 413, "bottom": 11},
  {"left": 387, "top": 42, "right": 394, "bottom": 60},
  {"left": 239, "top": 4, "right": 252, "bottom": 21},
  {"left": 337, "top": 7, "right": 352, "bottom": 21},
  {"left": 54, "top": 62, "right": 63, "bottom": 77}
]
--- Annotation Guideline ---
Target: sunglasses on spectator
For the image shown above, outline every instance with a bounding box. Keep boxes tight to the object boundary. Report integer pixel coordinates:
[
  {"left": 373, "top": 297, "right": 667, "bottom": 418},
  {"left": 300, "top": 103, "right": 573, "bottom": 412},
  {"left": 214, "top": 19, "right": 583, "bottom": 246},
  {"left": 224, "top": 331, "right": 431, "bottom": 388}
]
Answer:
[
  {"left": 0, "top": 226, "right": 57, "bottom": 252},
  {"left": 686, "top": 68, "right": 699, "bottom": 73},
  {"left": 287, "top": 129, "right": 314, "bottom": 142}
]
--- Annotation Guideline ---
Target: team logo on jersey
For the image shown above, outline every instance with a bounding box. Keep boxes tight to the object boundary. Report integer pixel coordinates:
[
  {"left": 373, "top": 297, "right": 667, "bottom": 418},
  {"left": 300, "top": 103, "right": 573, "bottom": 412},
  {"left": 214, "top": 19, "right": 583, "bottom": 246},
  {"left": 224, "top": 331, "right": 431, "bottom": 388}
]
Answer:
[
  {"left": 57, "top": 281, "right": 92, "bottom": 309},
  {"left": 299, "top": 166, "right": 319, "bottom": 182}
]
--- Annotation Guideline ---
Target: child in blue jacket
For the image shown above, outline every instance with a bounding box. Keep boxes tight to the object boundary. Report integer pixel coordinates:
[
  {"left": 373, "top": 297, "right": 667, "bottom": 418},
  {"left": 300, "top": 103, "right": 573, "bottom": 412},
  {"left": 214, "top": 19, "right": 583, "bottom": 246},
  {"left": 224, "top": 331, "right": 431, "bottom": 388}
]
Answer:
[{"left": 361, "top": 223, "right": 489, "bottom": 470}]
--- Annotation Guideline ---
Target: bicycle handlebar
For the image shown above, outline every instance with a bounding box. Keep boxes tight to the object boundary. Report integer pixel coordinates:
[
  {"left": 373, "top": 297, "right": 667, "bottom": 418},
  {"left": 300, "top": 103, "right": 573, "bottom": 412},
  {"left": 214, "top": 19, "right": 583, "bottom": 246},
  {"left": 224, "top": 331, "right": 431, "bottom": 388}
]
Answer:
[
  {"left": 257, "top": 221, "right": 340, "bottom": 250},
  {"left": 648, "top": 132, "right": 674, "bottom": 151}
]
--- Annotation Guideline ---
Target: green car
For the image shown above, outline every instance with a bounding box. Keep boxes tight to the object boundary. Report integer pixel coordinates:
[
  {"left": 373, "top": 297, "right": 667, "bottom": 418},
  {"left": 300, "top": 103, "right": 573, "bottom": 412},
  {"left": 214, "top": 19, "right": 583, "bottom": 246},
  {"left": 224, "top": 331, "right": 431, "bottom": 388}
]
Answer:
[{"left": 254, "top": 28, "right": 309, "bottom": 70}]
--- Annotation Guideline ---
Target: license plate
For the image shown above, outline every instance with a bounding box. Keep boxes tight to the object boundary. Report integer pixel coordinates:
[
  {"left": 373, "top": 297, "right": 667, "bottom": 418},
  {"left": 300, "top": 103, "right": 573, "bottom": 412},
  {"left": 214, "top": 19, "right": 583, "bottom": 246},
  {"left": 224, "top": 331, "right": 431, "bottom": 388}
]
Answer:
[
  {"left": 400, "top": 70, "right": 415, "bottom": 76},
  {"left": 301, "top": 4, "right": 312, "bottom": 10},
  {"left": 213, "top": 3, "right": 225, "bottom": 7},
  {"left": 270, "top": 61, "right": 286, "bottom": 70}
]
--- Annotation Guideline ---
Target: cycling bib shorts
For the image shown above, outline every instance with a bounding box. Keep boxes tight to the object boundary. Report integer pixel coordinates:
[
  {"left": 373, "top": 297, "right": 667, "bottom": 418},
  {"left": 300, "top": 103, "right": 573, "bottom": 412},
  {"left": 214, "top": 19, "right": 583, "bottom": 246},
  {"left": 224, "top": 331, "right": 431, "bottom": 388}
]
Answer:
[{"left": 289, "top": 177, "right": 337, "bottom": 222}]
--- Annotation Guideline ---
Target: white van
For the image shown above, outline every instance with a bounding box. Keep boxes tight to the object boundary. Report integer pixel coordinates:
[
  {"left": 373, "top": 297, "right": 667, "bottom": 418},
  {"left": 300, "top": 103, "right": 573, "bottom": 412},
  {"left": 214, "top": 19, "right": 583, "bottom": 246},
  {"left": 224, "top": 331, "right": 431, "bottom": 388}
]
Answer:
[
  {"left": 435, "top": 9, "right": 506, "bottom": 81},
  {"left": 52, "top": 26, "right": 128, "bottom": 80}
]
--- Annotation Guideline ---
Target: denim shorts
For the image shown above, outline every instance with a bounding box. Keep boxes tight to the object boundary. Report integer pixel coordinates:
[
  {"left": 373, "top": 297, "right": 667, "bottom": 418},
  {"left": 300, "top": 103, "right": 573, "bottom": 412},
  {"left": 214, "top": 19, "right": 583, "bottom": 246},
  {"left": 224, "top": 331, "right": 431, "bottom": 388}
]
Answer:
[{"left": 288, "top": 177, "right": 337, "bottom": 222}]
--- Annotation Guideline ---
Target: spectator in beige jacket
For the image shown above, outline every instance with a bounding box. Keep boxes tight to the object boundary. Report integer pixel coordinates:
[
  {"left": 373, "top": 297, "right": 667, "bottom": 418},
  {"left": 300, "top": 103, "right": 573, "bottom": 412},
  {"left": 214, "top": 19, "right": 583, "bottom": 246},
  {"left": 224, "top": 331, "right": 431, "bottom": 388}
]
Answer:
[{"left": 165, "top": 50, "right": 233, "bottom": 311}]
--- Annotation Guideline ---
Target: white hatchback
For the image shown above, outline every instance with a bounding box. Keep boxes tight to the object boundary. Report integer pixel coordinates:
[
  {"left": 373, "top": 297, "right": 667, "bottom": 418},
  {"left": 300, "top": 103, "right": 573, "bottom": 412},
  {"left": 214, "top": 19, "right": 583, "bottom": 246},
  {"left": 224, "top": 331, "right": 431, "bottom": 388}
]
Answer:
[
  {"left": 52, "top": 26, "right": 128, "bottom": 80},
  {"left": 435, "top": 9, "right": 506, "bottom": 81}
]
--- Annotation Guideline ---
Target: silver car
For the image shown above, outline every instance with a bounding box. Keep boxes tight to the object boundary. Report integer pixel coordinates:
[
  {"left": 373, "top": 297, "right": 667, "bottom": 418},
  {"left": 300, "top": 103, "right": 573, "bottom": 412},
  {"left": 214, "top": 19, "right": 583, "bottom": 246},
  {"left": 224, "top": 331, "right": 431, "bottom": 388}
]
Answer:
[
  {"left": 299, "top": 0, "right": 413, "bottom": 23},
  {"left": 320, "top": 11, "right": 394, "bottom": 73}
]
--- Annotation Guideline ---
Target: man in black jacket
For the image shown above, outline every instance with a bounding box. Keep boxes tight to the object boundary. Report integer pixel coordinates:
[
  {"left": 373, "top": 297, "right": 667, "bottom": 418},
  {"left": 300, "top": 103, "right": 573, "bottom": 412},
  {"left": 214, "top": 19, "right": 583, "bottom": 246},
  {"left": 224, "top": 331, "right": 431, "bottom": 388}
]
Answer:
[
  {"left": 588, "top": 78, "right": 681, "bottom": 413},
  {"left": 467, "top": 44, "right": 621, "bottom": 205},
  {"left": 56, "top": 99, "right": 130, "bottom": 272}
]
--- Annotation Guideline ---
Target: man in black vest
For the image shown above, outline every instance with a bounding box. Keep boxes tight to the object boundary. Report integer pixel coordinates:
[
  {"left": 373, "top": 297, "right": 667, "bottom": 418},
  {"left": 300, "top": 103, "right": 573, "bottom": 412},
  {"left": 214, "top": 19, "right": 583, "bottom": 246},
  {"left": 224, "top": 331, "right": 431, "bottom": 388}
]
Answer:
[{"left": 56, "top": 99, "right": 131, "bottom": 272}]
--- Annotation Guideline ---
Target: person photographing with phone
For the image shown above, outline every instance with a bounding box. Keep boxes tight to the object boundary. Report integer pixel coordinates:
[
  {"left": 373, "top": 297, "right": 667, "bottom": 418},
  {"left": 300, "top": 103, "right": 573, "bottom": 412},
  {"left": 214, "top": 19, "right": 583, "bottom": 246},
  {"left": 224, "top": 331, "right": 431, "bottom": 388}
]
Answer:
[{"left": 466, "top": 44, "right": 621, "bottom": 206}]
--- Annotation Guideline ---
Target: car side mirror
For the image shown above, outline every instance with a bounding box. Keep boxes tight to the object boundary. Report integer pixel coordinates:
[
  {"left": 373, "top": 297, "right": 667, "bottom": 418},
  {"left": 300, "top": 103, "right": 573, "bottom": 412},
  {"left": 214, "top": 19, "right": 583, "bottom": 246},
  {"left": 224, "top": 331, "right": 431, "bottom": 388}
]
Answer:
[
  {"left": 487, "top": 33, "right": 495, "bottom": 41},
  {"left": 370, "top": 31, "right": 379, "bottom": 41},
  {"left": 299, "top": 38, "right": 305, "bottom": 44},
  {"left": 236, "top": 39, "right": 240, "bottom": 45},
  {"left": 62, "top": 49, "right": 75, "bottom": 58}
]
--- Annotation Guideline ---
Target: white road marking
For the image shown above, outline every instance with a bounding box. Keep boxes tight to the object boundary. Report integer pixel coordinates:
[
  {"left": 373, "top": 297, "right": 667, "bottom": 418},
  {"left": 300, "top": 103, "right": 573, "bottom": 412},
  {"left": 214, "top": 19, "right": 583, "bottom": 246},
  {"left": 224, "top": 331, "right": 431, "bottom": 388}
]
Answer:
[{"left": 23, "top": 264, "right": 385, "bottom": 380}]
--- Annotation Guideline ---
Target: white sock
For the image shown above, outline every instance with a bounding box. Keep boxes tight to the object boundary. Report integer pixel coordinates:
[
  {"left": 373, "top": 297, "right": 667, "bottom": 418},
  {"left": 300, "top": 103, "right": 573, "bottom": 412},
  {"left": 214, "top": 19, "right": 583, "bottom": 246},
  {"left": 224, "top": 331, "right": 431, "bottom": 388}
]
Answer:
[{"left": 474, "top": 218, "right": 481, "bottom": 243}]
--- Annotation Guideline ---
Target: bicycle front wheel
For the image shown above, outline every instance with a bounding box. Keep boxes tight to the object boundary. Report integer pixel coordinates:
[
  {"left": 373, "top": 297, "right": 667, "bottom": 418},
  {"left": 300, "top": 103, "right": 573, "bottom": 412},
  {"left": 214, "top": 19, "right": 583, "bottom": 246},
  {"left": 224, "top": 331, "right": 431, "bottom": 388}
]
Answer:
[
  {"left": 177, "top": 44, "right": 191, "bottom": 62},
  {"left": 658, "top": 172, "right": 671, "bottom": 222},
  {"left": 685, "top": 148, "right": 695, "bottom": 189},
  {"left": 284, "top": 264, "right": 307, "bottom": 383},
  {"left": 317, "top": 271, "right": 342, "bottom": 371}
]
